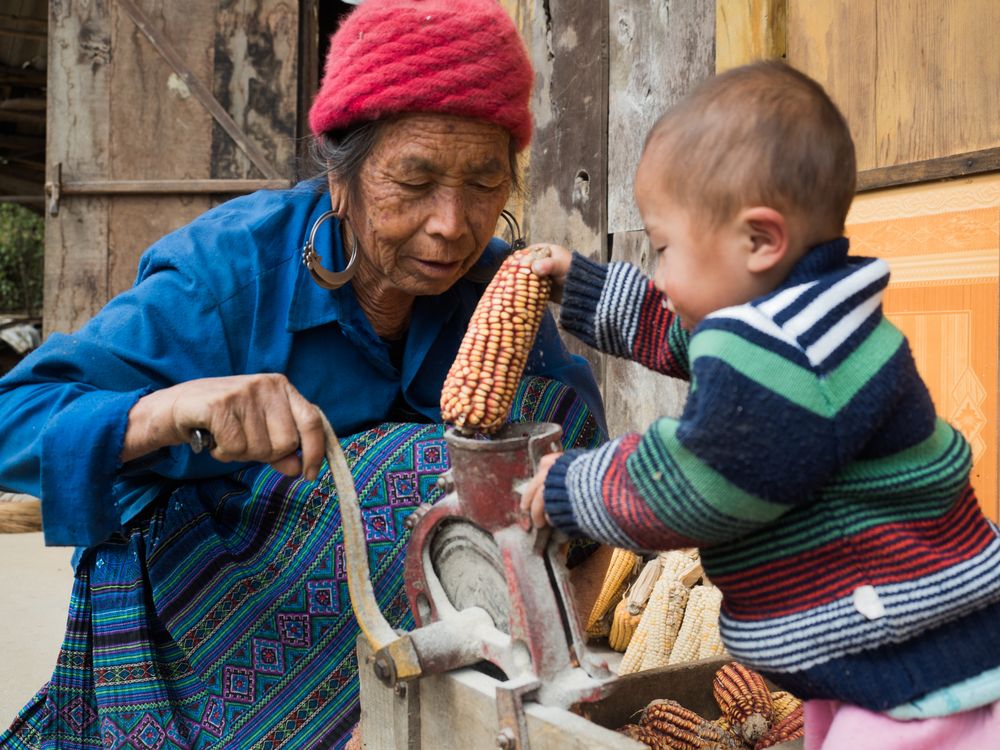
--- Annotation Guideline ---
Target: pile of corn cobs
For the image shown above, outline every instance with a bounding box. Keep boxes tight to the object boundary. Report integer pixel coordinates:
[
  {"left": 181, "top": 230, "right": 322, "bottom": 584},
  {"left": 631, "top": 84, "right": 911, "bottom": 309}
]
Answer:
[
  {"left": 586, "top": 548, "right": 726, "bottom": 671},
  {"left": 617, "top": 662, "right": 804, "bottom": 749}
]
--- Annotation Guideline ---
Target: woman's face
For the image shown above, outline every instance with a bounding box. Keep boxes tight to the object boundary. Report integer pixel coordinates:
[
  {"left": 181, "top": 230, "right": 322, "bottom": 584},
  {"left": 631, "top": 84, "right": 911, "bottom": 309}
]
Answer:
[{"left": 347, "top": 113, "right": 514, "bottom": 297}]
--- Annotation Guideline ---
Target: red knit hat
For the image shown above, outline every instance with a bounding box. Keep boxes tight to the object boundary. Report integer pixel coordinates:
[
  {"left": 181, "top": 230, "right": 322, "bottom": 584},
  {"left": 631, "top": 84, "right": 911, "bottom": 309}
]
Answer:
[{"left": 308, "top": 0, "right": 533, "bottom": 150}]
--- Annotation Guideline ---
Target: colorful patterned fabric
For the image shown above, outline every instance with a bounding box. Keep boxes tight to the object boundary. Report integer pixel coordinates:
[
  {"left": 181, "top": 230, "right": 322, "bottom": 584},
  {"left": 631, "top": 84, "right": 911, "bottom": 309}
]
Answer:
[
  {"left": 545, "top": 240, "right": 1000, "bottom": 713},
  {"left": 1, "top": 376, "right": 602, "bottom": 750}
]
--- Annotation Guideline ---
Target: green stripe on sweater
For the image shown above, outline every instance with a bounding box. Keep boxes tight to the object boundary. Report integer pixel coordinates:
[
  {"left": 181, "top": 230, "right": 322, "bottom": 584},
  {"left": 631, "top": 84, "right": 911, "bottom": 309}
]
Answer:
[
  {"left": 630, "top": 419, "right": 789, "bottom": 532},
  {"left": 690, "top": 318, "right": 904, "bottom": 415}
]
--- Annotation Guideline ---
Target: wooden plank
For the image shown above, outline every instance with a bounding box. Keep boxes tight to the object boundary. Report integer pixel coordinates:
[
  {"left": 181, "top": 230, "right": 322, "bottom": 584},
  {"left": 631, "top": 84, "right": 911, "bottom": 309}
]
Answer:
[
  {"left": 0, "top": 97, "right": 46, "bottom": 111},
  {"left": 297, "top": 0, "right": 319, "bottom": 169},
  {"left": 876, "top": 0, "right": 1000, "bottom": 169},
  {"left": 605, "top": 231, "right": 689, "bottom": 437},
  {"left": 715, "top": 0, "right": 786, "bottom": 72},
  {"left": 44, "top": 0, "right": 111, "bottom": 335},
  {"left": 857, "top": 147, "right": 1000, "bottom": 193},
  {"left": 211, "top": 0, "right": 298, "bottom": 180},
  {"left": 114, "top": 0, "right": 283, "bottom": 180},
  {"left": 0, "top": 13, "right": 47, "bottom": 36},
  {"left": 522, "top": 0, "right": 610, "bottom": 393},
  {"left": 106, "top": 0, "right": 216, "bottom": 303},
  {"left": 0, "top": 64, "right": 45, "bottom": 87},
  {"left": 608, "top": 0, "right": 715, "bottom": 234},
  {"left": 61, "top": 178, "right": 292, "bottom": 194},
  {"left": 786, "top": 0, "right": 878, "bottom": 172}
]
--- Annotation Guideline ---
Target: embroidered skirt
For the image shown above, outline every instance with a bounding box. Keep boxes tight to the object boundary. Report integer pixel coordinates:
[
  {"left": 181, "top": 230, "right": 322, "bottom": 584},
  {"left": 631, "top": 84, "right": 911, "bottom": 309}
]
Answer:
[{"left": 1, "top": 377, "right": 601, "bottom": 750}]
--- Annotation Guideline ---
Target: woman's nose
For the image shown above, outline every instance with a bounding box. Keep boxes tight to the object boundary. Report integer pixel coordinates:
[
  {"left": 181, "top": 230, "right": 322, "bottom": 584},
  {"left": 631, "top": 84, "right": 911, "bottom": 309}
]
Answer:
[{"left": 425, "top": 188, "right": 469, "bottom": 241}]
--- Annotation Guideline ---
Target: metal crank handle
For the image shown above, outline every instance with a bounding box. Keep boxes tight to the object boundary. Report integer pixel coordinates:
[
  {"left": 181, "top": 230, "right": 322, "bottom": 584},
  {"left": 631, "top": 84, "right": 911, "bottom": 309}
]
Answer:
[{"left": 188, "top": 428, "right": 215, "bottom": 454}]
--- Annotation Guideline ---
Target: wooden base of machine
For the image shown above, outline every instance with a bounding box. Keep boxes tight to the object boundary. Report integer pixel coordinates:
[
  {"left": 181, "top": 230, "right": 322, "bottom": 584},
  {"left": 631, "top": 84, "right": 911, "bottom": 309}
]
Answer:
[{"left": 356, "top": 638, "right": 804, "bottom": 749}]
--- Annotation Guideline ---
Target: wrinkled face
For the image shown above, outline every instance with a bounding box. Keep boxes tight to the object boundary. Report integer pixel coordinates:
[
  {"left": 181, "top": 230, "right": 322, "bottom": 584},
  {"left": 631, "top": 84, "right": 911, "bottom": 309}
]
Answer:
[
  {"left": 347, "top": 113, "right": 513, "bottom": 297},
  {"left": 634, "top": 151, "right": 752, "bottom": 330}
]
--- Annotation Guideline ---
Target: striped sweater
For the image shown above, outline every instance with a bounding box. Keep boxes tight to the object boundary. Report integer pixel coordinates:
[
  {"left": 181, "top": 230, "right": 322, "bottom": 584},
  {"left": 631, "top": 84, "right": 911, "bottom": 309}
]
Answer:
[{"left": 545, "top": 239, "right": 1000, "bottom": 712}]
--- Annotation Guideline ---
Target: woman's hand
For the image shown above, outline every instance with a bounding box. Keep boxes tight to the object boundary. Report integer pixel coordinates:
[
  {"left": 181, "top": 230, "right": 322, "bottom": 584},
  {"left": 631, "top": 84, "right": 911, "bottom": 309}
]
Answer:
[
  {"left": 523, "top": 243, "right": 573, "bottom": 303},
  {"left": 122, "top": 374, "right": 326, "bottom": 481},
  {"left": 519, "top": 451, "right": 563, "bottom": 528}
]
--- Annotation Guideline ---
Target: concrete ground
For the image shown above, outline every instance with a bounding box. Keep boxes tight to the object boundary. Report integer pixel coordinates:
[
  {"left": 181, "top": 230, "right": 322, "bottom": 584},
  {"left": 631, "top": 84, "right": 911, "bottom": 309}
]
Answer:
[{"left": 0, "top": 532, "right": 74, "bottom": 724}]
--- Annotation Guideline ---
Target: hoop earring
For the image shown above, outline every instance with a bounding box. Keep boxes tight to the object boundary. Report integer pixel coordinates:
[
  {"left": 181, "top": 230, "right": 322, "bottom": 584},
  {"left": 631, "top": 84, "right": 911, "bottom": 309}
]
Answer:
[{"left": 301, "top": 210, "right": 359, "bottom": 290}]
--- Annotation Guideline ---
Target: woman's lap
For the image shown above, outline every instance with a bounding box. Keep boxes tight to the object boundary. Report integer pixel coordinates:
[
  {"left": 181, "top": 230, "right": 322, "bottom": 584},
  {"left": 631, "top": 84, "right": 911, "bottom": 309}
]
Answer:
[{"left": 1, "top": 377, "right": 602, "bottom": 750}]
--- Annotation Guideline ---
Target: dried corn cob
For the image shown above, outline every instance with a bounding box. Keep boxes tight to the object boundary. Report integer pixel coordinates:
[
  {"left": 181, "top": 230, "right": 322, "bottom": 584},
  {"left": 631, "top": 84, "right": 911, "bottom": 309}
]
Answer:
[
  {"left": 668, "top": 584, "right": 724, "bottom": 664},
  {"left": 713, "top": 663, "right": 774, "bottom": 744},
  {"left": 585, "top": 547, "right": 640, "bottom": 634},
  {"left": 619, "top": 575, "right": 683, "bottom": 674},
  {"left": 618, "top": 723, "right": 667, "bottom": 749},
  {"left": 640, "top": 700, "right": 743, "bottom": 750},
  {"left": 609, "top": 596, "right": 643, "bottom": 651},
  {"left": 769, "top": 691, "right": 802, "bottom": 725},
  {"left": 440, "top": 246, "right": 552, "bottom": 433},
  {"left": 695, "top": 587, "right": 726, "bottom": 661},
  {"left": 659, "top": 550, "right": 702, "bottom": 586},
  {"left": 754, "top": 704, "right": 803, "bottom": 749},
  {"left": 627, "top": 557, "right": 663, "bottom": 615},
  {"left": 639, "top": 578, "right": 689, "bottom": 671}
]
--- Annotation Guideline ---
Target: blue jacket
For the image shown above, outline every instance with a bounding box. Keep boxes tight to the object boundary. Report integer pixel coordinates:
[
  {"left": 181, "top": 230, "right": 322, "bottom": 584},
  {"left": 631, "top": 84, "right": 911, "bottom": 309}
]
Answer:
[{"left": 0, "top": 182, "right": 605, "bottom": 547}]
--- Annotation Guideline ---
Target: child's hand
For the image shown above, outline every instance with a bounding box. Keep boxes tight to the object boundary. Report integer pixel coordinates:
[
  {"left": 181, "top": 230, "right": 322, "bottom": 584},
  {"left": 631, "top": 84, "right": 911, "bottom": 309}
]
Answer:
[
  {"left": 522, "top": 243, "right": 573, "bottom": 303},
  {"left": 519, "top": 451, "right": 563, "bottom": 528}
]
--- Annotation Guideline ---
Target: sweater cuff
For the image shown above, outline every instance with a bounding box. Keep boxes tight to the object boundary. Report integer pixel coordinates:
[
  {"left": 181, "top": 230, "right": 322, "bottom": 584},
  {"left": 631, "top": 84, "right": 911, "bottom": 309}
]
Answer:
[
  {"left": 543, "top": 450, "right": 587, "bottom": 537},
  {"left": 558, "top": 253, "right": 608, "bottom": 348}
]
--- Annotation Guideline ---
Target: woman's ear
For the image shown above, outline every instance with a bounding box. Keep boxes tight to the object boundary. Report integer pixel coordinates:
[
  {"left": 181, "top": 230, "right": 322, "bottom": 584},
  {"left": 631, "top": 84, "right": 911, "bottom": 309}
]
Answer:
[
  {"left": 740, "top": 206, "right": 788, "bottom": 274},
  {"left": 327, "top": 170, "right": 348, "bottom": 216}
]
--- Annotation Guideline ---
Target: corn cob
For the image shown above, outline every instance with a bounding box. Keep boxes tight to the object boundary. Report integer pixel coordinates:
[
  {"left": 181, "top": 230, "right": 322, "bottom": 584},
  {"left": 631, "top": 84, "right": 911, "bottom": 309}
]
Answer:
[
  {"left": 440, "top": 246, "right": 552, "bottom": 433},
  {"left": 695, "top": 586, "right": 726, "bottom": 660},
  {"left": 668, "top": 585, "right": 718, "bottom": 664},
  {"left": 627, "top": 557, "right": 663, "bottom": 615},
  {"left": 618, "top": 723, "right": 667, "bottom": 749},
  {"left": 640, "top": 700, "right": 743, "bottom": 750},
  {"left": 639, "top": 578, "right": 689, "bottom": 671},
  {"left": 659, "top": 550, "right": 702, "bottom": 587},
  {"left": 753, "top": 704, "right": 803, "bottom": 749},
  {"left": 585, "top": 547, "right": 640, "bottom": 635},
  {"left": 713, "top": 663, "right": 774, "bottom": 744},
  {"left": 609, "top": 596, "right": 643, "bottom": 651},
  {"left": 769, "top": 691, "right": 802, "bottom": 725}
]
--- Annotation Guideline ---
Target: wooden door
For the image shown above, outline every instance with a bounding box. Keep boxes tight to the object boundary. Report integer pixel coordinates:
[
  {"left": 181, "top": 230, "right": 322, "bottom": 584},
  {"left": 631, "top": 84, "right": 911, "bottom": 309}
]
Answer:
[{"left": 44, "top": 0, "right": 301, "bottom": 335}]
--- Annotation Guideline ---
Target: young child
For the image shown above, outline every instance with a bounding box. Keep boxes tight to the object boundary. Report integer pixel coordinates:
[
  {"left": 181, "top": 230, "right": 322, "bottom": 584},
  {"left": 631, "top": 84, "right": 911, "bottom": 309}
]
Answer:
[{"left": 520, "top": 61, "right": 1000, "bottom": 749}]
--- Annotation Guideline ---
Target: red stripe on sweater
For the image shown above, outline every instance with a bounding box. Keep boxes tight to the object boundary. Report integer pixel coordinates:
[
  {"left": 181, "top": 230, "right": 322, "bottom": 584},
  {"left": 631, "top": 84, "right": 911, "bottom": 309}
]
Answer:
[
  {"left": 601, "top": 432, "right": 697, "bottom": 550},
  {"left": 631, "top": 281, "right": 686, "bottom": 378},
  {"left": 716, "top": 487, "right": 995, "bottom": 619}
]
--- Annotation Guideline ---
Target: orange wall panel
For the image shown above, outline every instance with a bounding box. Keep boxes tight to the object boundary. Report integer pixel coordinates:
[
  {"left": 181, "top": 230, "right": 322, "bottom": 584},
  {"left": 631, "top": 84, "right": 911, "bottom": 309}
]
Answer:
[{"left": 847, "top": 176, "right": 1000, "bottom": 521}]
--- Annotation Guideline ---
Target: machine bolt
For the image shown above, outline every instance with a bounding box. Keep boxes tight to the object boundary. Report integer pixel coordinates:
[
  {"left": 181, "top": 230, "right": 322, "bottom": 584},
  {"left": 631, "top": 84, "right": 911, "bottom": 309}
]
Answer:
[
  {"left": 372, "top": 654, "right": 394, "bottom": 685},
  {"left": 495, "top": 729, "right": 516, "bottom": 749}
]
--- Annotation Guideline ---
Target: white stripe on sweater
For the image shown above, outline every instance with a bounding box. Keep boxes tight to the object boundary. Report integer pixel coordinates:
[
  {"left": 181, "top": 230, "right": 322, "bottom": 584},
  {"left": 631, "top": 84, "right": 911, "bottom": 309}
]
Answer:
[
  {"left": 719, "top": 536, "right": 1000, "bottom": 672},
  {"left": 782, "top": 259, "right": 888, "bottom": 339},
  {"left": 596, "top": 263, "right": 647, "bottom": 357},
  {"left": 565, "top": 438, "right": 636, "bottom": 549},
  {"left": 756, "top": 281, "right": 817, "bottom": 318},
  {"left": 803, "top": 290, "right": 883, "bottom": 366}
]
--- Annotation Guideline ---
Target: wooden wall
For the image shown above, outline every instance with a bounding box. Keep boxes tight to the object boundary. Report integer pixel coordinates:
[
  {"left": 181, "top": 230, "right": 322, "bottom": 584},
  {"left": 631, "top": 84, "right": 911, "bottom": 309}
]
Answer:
[{"left": 45, "top": 0, "right": 299, "bottom": 335}]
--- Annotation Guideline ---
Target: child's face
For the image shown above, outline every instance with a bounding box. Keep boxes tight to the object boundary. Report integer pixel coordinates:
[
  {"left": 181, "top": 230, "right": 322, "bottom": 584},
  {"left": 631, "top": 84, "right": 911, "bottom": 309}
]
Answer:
[{"left": 635, "top": 162, "right": 757, "bottom": 330}]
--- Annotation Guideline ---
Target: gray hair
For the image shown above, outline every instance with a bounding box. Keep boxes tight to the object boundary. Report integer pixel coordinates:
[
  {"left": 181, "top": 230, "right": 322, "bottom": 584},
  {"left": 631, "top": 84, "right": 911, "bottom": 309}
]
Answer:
[{"left": 311, "top": 119, "right": 523, "bottom": 202}]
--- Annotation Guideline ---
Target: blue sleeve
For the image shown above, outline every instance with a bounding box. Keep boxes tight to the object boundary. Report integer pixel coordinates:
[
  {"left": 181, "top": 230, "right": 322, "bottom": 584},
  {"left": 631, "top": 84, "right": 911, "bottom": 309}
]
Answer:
[
  {"left": 525, "top": 310, "right": 608, "bottom": 438},
  {"left": 0, "top": 260, "right": 237, "bottom": 547}
]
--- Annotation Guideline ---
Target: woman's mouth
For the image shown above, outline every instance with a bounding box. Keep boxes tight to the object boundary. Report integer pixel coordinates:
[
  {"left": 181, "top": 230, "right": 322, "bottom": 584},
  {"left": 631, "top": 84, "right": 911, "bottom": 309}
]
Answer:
[{"left": 413, "top": 258, "right": 463, "bottom": 277}]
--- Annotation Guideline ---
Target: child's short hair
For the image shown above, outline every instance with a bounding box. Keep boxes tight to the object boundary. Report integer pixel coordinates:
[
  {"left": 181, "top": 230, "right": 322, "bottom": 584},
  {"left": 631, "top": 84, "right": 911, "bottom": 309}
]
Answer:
[{"left": 644, "top": 61, "right": 856, "bottom": 239}]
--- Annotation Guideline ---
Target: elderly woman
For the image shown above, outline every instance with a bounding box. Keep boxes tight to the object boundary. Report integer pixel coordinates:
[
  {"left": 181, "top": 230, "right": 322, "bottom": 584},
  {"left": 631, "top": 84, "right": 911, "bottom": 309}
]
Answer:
[{"left": 0, "top": 2, "right": 604, "bottom": 748}]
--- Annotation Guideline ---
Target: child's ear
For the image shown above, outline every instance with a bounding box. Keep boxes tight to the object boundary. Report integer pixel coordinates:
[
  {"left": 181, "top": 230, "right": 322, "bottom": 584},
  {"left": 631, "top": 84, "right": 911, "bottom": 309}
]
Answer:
[{"left": 740, "top": 207, "right": 788, "bottom": 273}]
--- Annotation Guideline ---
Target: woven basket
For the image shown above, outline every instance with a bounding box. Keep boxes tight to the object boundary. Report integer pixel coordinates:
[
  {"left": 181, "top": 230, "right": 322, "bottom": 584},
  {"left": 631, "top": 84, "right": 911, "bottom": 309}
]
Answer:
[{"left": 0, "top": 493, "right": 42, "bottom": 533}]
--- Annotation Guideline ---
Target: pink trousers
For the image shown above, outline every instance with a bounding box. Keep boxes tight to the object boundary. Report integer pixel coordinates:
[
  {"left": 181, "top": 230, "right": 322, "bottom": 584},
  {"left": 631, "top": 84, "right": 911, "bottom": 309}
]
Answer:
[{"left": 805, "top": 699, "right": 1000, "bottom": 750}]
